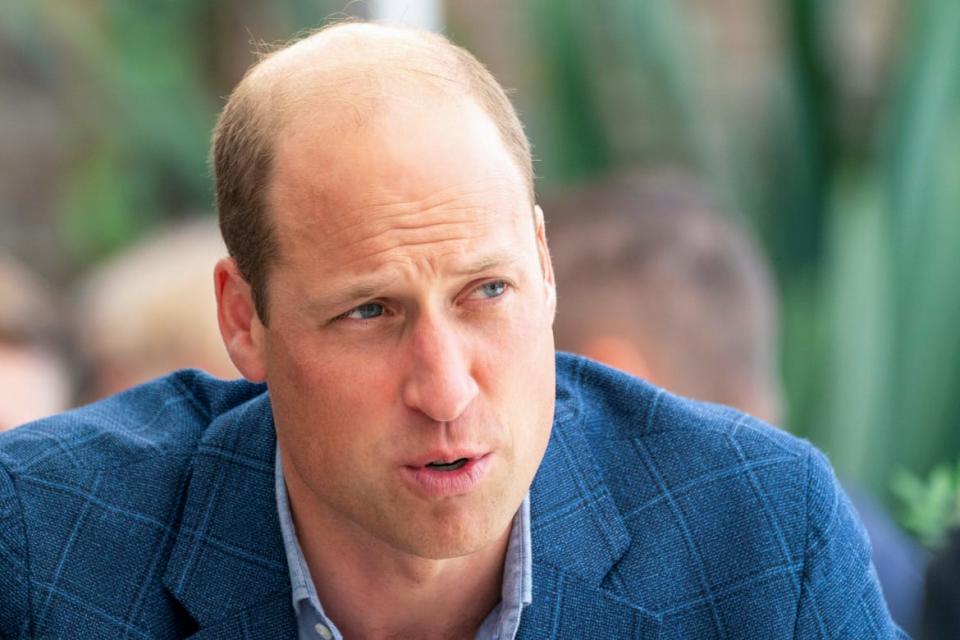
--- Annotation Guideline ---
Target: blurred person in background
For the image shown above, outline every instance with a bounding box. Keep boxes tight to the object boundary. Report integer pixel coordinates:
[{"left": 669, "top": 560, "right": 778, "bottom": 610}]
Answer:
[
  {"left": 547, "top": 169, "right": 927, "bottom": 636},
  {"left": 0, "top": 254, "right": 72, "bottom": 431},
  {"left": 73, "top": 216, "right": 239, "bottom": 402},
  {"left": 549, "top": 170, "right": 782, "bottom": 424}
]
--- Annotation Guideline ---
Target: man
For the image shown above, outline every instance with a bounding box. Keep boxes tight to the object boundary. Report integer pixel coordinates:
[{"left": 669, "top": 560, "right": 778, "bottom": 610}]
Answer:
[
  {"left": 548, "top": 170, "right": 926, "bottom": 635},
  {"left": 0, "top": 254, "right": 72, "bottom": 431},
  {"left": 73, "top": 217, "right": 239, "bottom": 402},
  {"left": 548, "top": 171, "right": 782, "bottom": 423},
  {"left": 0, "top": 21, "right": 903, "bottom": 639}
]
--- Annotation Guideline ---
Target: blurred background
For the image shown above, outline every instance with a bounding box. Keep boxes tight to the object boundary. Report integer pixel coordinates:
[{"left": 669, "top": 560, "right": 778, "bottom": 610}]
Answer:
[{"left": 1, "top": 0, "right": 959, "bottom": 628}]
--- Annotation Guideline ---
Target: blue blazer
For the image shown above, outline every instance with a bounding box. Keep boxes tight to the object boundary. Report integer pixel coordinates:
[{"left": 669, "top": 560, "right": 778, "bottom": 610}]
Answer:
[{"left": 0, "top": 354, "right": 904, "bottom": 638}]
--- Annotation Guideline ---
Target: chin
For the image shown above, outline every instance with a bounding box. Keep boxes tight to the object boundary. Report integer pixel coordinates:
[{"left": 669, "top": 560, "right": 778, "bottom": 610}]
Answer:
[{"left": 394, "top": 505, "right": 510, "bottom": 560}]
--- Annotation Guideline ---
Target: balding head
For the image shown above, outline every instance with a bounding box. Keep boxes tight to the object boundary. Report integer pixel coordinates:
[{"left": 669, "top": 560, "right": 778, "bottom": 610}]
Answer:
[{"left": 213, "top": 21, "right": 532, "bottom": 323}]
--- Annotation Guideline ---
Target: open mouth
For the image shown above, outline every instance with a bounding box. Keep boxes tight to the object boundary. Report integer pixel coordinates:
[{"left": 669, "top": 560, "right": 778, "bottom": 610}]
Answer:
[
  {"left": 425, "top": 458, "right": 469, "bottom": 471},
  {"left": 402, "top": 454, "right": 492, "bottom": 497}
]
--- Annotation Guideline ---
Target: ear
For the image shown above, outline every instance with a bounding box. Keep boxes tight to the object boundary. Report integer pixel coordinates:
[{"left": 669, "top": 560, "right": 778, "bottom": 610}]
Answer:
[
  {"left": 214, "top": 257, "right": 267, "bottom": 382},
  {"left": 533, "top": 205, "right": 557, "bottom": 316}
]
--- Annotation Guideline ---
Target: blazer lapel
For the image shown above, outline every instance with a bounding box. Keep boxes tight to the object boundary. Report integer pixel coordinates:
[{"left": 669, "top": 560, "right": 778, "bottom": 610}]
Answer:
[
  {"left": 160, "top": 392, "right": 297, "bottom": 638},
  {"left": 529, "top": 386, "right": 631, "bottom": 585},
  {"left": 518, "top": 563, "right": 662, "bottom": 640},
  {"left": 521, "top": 383, "right": 662, "bottom": 639}
]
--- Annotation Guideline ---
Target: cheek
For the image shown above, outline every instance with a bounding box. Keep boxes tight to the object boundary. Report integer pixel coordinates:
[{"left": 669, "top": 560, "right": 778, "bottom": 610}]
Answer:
[
  {"left": 500, "top": 288, "right": 556, "bottom": 372},
  {"left": 266, "top": 329, "right": 398, "bottom": 457},
  {"left": 483, "top": 296, "right": 556, "bottom": 443},
  {"left": 271, "top": 324, "right": 392, "bottom": 399}
]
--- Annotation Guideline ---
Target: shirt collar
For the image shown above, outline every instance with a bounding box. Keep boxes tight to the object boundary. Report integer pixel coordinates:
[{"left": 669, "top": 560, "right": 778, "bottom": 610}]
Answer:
[{"left": 275, "top": 447, "right": 331, "bottom": 617}]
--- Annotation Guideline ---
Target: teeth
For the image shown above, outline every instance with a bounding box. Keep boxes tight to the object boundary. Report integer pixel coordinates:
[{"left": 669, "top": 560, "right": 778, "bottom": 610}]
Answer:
[{"left": 426, "top": 458, "right": 468, "bottom": 471}]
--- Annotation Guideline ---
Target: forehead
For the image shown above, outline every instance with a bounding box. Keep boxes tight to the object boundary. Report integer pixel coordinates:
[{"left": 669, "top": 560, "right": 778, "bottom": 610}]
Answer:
[{"left": 265, "top": 95, "right": 533, "bottom": 273}]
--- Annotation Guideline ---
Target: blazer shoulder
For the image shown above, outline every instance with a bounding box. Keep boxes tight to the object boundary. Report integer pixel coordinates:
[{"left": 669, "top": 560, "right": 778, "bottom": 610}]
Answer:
[
  {"left": 0, "top": 371, "right": 269, "bottom": 638},
  {"left": 556, "top": 351, "right": 810, "bottom": 457},
  {"left": 0, "top": 459, "right": 31, "bottom": 636},
  {"left": 0, "top": 370, "right": 266, "bottom": 476},
  {"left": 555, "top": 352, "right": 821, "bottom": 542}
]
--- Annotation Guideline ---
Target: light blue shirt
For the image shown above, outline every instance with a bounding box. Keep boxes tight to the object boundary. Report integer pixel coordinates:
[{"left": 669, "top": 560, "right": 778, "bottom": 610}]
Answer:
[{"left": 275, "top": 447, "right": 533, "bottom": 640}]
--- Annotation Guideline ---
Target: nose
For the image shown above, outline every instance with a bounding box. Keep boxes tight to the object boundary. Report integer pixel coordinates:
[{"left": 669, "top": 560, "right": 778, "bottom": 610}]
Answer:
[{"left": 401, "top": 314, "right": 479, "bottom": 423}]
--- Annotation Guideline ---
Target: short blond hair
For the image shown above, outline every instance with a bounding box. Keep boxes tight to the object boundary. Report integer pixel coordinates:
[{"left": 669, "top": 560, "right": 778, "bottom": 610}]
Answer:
[{"left": 213, "top": 21, "right": 533, "bottom": 323}]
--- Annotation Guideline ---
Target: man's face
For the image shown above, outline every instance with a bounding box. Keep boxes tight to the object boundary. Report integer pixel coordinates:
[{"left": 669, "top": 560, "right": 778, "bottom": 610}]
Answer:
[{"left": 258, "top": 96, "right": 556, "bottom": 559}]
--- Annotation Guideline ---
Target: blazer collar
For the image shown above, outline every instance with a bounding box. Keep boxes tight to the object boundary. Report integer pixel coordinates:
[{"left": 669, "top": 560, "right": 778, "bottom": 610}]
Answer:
[
  {"left": 529, "top": 374, "right": 632, "bottom": 587},
  {"left": 522, "top": 370, "right": 662, "bottom": 637},
  {"left": 161, "top": 391, "right": 297, "bottom": 637}
]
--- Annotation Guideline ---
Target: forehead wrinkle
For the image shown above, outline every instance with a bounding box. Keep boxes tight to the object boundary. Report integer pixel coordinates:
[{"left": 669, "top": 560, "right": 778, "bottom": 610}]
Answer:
[
  {"left": 270, "top": 144, "right": 525, "bottom": 250},
  {"left": 307, "top": 190, "right": 518, "bottom": 260},
  {"left": 296, "top": 207, "right": 524, "bottom": 297},
  {"left": 275, "top": 192, "right": 533, "bottom": 303},
  {"left": 324, "top": 172, "right": 527, "bottom": 227},
  {"left": 331, "top": 225, "right": 486, "bottom": 279}
]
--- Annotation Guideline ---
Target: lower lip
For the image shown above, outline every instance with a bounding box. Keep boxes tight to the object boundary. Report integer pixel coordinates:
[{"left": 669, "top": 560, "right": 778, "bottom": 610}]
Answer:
[{"left": 401, "top": 454, "right": 493, "bottom": 498}]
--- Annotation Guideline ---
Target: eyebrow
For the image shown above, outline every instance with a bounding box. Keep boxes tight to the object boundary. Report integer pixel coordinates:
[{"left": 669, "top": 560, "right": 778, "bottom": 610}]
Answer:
[
  {"left": 306, "top": 250, "right": 521, "bottom": 315},
  {"left": 305, "top": 279, "right": 393, "bottom": 317},
  {"left": 450, "top": 250, "right": 520, "bottom": 277}
]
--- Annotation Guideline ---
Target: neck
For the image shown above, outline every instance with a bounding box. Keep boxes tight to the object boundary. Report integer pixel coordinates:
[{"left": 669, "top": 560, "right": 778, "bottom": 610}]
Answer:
[{"left": 283, "top": 460, "right": 509, "bottom": 639}]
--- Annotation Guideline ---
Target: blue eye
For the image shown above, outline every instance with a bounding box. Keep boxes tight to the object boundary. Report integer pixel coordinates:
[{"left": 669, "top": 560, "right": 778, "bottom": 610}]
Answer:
[
  {"left": 478, "top": 280, "right": 507, "bottom": 298},
  {"left": 344, "top": 303, "right": 384, "bottom": 320}
]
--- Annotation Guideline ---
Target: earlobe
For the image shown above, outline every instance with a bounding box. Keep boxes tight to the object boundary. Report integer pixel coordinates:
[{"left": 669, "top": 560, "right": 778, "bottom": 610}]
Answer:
[{"left": 214, "top": 258, "right": 267, "bottom": 382}]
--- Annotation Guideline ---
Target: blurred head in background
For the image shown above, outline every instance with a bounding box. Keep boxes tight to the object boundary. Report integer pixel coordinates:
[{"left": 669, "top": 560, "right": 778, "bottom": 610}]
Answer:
[
  {"left": 0, "top": 255, "right": 72, "bottom": 430},
  {"left": 548, "top": 170, "right": 783, "bottom": 424},
  {"left": 548, "top": 169, "right": 927, "bottom": 634},
  {"left": 74, "top": 216, "right": 239, "bottom": 401}
]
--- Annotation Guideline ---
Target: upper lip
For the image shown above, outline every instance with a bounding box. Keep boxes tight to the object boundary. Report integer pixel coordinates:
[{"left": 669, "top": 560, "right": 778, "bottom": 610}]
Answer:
[{"left": 406, "top": 450, "right": 489, "bottom": 468}]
